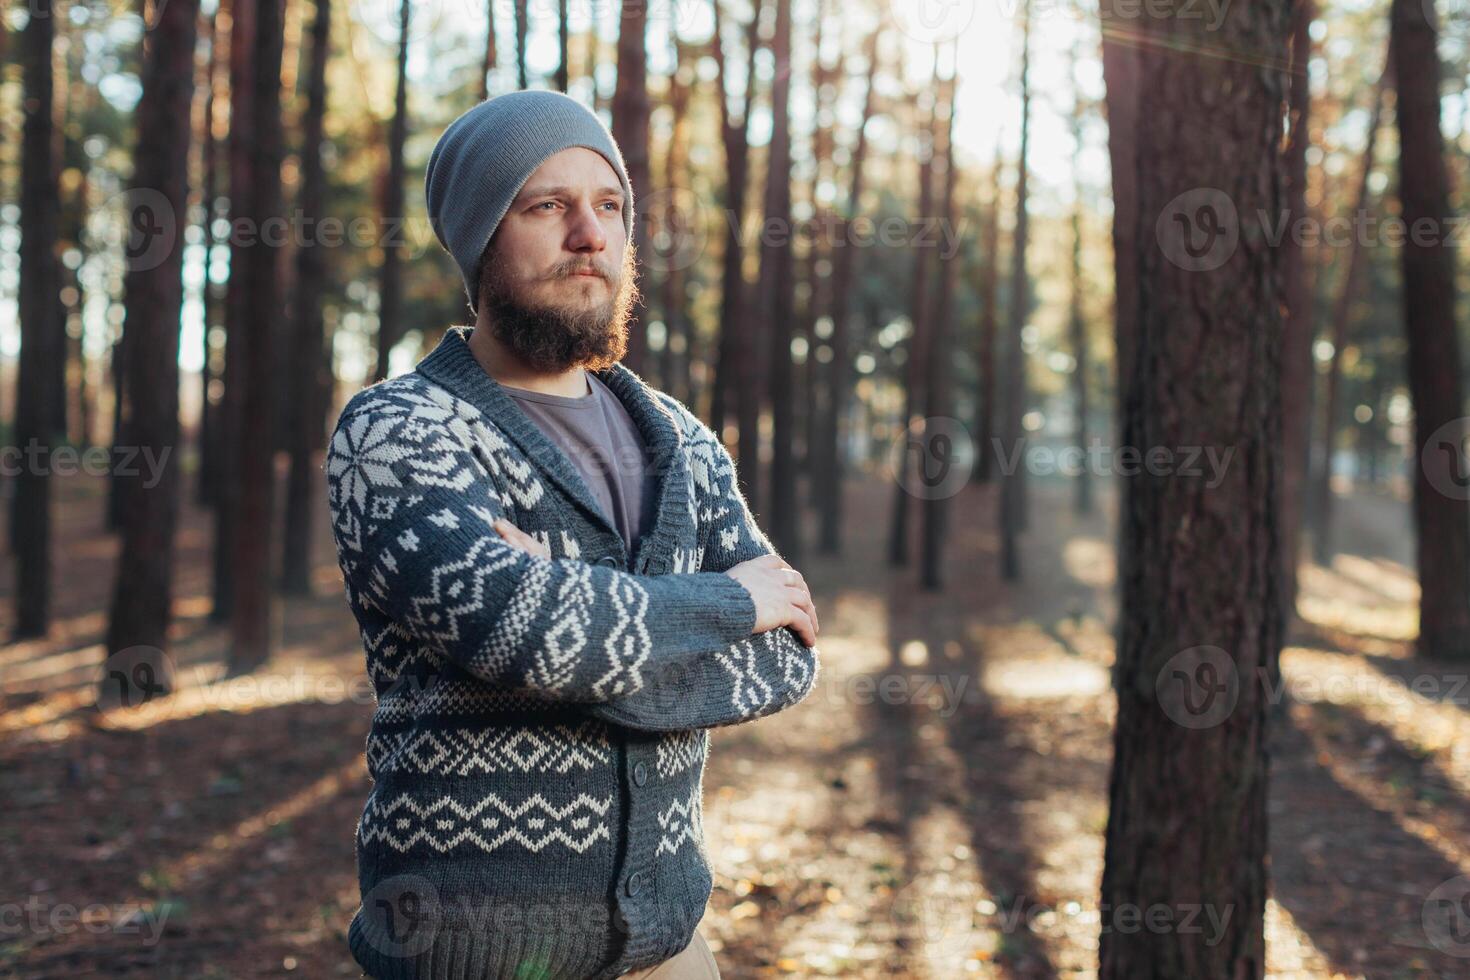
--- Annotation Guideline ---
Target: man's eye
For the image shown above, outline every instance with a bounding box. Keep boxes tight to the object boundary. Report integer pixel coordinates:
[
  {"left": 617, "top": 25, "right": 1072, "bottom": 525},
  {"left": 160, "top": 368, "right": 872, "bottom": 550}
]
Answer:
[
  {"left": 601, "top": 201, "right": 621, "bottom": 212},
  {"left": 536, "top": 201, "right": 559, "bottom": 211}
]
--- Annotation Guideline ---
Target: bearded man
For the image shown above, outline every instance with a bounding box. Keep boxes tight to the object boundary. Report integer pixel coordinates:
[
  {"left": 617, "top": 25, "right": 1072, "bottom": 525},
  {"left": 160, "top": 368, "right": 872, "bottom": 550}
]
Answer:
[{"left": 326, "top": 90, "right": 821, "bottom": 980}]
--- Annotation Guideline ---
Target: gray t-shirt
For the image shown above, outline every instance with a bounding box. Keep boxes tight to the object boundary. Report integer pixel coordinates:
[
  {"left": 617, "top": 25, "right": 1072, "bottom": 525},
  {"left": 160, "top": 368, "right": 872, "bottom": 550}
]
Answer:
[{"left": 504, "top": 372, "right": 658, "bottom": 558}]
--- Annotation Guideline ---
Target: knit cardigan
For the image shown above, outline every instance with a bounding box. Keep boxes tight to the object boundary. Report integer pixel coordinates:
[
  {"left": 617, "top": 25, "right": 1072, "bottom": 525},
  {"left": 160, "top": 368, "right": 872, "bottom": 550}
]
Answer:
[{"left": 325, "top": 325, "right": 821, "bottom": 980}]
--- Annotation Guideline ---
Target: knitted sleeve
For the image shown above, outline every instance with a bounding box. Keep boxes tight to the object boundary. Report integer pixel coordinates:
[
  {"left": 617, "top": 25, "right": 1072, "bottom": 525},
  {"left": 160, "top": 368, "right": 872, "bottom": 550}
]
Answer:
[
  {"left": 586, "top": 411, "right": 821, "bottom": 732},
  {"left": 325, "top": 387, "right": 759, "bottom": 704}
]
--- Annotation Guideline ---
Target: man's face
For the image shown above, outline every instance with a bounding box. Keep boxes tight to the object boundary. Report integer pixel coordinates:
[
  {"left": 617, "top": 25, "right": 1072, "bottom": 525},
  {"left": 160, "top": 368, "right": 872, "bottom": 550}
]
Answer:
[{"left": 476, "top": 147, "right": 638, "bottom": 373}]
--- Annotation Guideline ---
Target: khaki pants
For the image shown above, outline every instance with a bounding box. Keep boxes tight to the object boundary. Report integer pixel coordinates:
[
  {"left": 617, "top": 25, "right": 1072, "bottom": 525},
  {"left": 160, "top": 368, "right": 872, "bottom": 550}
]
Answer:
[{"left": 615, "top": 930, "right": 721, "bottom": 979}]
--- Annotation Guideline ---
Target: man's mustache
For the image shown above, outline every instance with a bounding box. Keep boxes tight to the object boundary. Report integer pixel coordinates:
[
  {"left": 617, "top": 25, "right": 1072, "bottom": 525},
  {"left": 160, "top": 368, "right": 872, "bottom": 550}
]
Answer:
[{"left": 552, "top": 261, "right": 612, "bottom": 281}]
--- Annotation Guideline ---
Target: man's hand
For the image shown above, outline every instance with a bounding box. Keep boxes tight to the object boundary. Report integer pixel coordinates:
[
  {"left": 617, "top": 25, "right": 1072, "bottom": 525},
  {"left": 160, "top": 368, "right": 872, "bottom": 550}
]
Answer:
[
  {"left": 493, "top": 519, "right": 818, "bottom": 648},
  {"left": 492, "top": 518, "right": 551, "bottom": 558},
  {"left": 724, "top": 554, "right": 819, "bottom": 648}
]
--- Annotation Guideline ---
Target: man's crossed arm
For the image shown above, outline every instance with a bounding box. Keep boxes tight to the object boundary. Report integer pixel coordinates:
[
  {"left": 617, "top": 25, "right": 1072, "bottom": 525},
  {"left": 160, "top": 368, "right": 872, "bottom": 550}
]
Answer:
[
  {"left": 326, "top": 396, "right": 820, "bottom": 725},
  {"left": 492, "top": 518, "right": 818, "bottom": 645}
]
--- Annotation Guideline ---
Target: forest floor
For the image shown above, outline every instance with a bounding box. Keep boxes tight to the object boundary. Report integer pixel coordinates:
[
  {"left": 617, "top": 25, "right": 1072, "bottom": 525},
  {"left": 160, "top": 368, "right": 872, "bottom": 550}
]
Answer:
[{"left": 1, "top": 459, "right": 1468, "bottom": 979}]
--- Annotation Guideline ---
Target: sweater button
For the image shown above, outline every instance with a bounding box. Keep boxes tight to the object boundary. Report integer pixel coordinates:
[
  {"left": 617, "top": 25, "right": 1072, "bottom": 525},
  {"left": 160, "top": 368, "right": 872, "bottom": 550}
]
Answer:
[
  {"left": 625, "top": 871, "right": 643, "bottom": 897},
  {"left": 596, "top": 555, "right": 620, "bottom": 568},
  {"left": 633, "top": 761, "right": 648, "bottom": 786}
]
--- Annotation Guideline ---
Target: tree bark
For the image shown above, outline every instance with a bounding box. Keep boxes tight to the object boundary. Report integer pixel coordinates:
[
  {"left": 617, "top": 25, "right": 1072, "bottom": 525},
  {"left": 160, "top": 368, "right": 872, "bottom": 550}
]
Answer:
[
  {"left": 13, "top": 0, "right": 61, "bottom": 638},
  {"left": 1391, "top": 0, "right": 1470, "bottom": 661},
  {"left": 555, "top": 0, "right": 569, "bottom": 93},
  {"left": 975, "top": 146, "right": 1001, "bottom": 484},
  {"left": 1098, "top": 0, "right": 1290, "bottom": 974},
  {"left": 920, "top": 59, "right": 959, "bottom": 592},
  {"left": 708, "top": 0, "right": 763, "bottom": 495},
  {"left": 479, "top": 0, "right": 496, "bottom": 102},
  {"left": 612, "top": 0, "right": 651, "bottom": 378},
  {"left": 888, "top": 54, "right": 941, "bottom": 569},
  {"left": 999, "top": 5, "right": 1032, "bottom": 582},
  {"left": 761, "top": 0, "right": 798, "bottom": 558},
  {"left": 373, "top": 0, "right": 409, "bottom": 382},
  {"left": 815, "top": 20, "right": 880, "bottom": 555},
  {"left": 106, "top": 0, "right": 199, "bottom": 675},
  {"left": 1312, "top": 56, "right": 1388, "bottom": 564},
  {"left": 513, "top": 0, "right": 528, "bottom": 90},
  {"left": 797, "top": 0, "right": 840, "bottom": 498},
  {"left": 1280, "top": 0, "right": 1315, "bottom": 610},
  {"left": 213, "top": 0, "right": 257, "bottom": 622},
  {"left": 281, "top": 0, "right": 332, "bottom": 595},
  {"left": 228, "top": 0, "right": 287, "bottom": 671},
  {"left": 1068, "top": 39, "right": 1093, "bottom": 516},
  {"left": 658, "top": 39, "right": 692, "bottom": 406}
]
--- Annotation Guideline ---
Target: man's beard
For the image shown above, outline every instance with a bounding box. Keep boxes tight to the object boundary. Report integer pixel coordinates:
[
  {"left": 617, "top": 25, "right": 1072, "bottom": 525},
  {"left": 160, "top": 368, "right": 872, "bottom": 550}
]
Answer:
[{"left": 476, "top": 244, "right": 639, "bottom": 373}]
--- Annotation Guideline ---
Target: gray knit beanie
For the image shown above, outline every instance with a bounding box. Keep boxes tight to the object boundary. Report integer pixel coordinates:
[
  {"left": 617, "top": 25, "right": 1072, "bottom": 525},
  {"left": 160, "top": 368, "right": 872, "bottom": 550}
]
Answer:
[{"left": 425, "top": 90, "right": 635, "bottom": 314}]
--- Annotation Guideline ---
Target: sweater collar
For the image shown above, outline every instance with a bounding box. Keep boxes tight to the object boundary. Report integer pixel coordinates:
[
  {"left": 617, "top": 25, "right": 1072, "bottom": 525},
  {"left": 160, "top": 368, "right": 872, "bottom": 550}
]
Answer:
[{"left": 413, "top": 325, "right": 690, "bottom": 571}]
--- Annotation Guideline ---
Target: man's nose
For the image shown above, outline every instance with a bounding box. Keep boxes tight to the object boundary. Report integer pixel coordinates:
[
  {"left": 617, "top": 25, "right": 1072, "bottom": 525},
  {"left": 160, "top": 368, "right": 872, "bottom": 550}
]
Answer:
[{"left": 566, "top": 200, "right": 607, "bottom": 252}]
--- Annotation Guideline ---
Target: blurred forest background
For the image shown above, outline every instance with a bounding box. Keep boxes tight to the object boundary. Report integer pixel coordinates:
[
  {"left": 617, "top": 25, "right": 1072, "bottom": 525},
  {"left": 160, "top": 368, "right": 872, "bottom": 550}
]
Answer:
[{"left": 4, "top": 0, "right": 1470, "bottom": 975}]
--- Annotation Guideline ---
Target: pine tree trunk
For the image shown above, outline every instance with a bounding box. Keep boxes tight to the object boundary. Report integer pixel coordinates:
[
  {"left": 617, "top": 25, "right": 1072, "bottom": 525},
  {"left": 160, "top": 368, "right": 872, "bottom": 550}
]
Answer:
[
  {"left": 889, "top": 58, "right": 941, "bottom": 570},
  {"left": 815, "top": 20, "right": 879, "bottom": 556},
  {"left": 513, "top": 0, "right": 528, "bottom": 90},
  {"left": 228, "top": 0, "right": 287, "bottom": 671},
  {"left": 13, "top": 0, "right": 61, "bottom": 638},
  {"left": 281, "top": 0, "right": 331, "bottom": 596},
  {"left": 975, "top": 149, "right": 1001, "bottom": 485},
  {"left": 373, "top": 0, "right": 408, "bottom": 382},
  {"left": 658, "top": 40, "right": 691, "bottom": 406},
  {"left": 1311, "top": 57, "right": 1387, "bottom": 564},
  {"left": 1391, "top": 0, "right": 1470, "bottom": 662},
  {"left": 1068, "top": 40, "right": 1092, "bottom": 516},
  {"left": 1280, "top": 0, "right": 1315, "bottom": 611},
  {"left": 555, "top": 0, "right": 569, "bottom": 93},
  {"left": 479, "top": 0, "right": 496, "bottom": 102},
  {"left": 920, "top": 63, "right": 959, "bottom": 592},
  {"left": 999, "top": 4, "right": 1032, "bottom": 583},
  {"left": 612, "top": 0, "right": 650, "bottom": 378},
  {"left": 213, "top": 0, "right": 257, "bottom": 622},
  {"left": 105, "top": 0, "right": 199, "bottom": 675},
  {"left": 797, "top": 1, "right": 835, "bottom": 501},
  {"left": 708, "top": 0, "right": 762, "bottom": 505},
  {"left": 1098, "top": 0, "right": 1290, "bottom": 973},
  {"left": 761, "top": 0, "right": 797, "bottom": 558}
]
